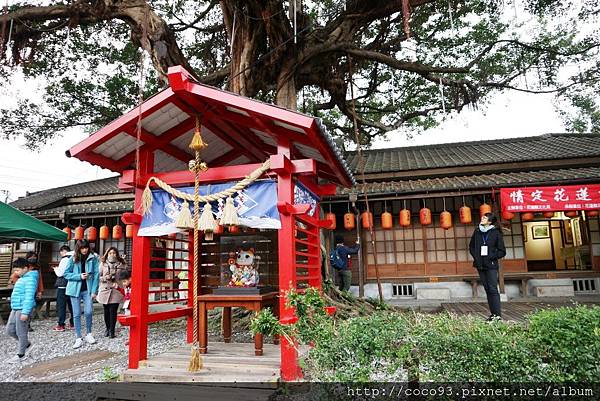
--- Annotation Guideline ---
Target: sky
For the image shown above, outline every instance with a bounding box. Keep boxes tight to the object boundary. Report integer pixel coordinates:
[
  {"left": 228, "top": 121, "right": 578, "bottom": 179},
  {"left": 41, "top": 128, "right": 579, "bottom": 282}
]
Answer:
[{"left": 0, "top": 89, "right": 565, "bottom": 202}]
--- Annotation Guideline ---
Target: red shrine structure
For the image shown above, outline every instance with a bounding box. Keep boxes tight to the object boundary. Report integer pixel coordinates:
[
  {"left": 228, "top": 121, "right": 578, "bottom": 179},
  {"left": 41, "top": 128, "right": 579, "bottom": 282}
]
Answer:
[{"left": 67, "top": 66, "right": 354, "bottom": 381}]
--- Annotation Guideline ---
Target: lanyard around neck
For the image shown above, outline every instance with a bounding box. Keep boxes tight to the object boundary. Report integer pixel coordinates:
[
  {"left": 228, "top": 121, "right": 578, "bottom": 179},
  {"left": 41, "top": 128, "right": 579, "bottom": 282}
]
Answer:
[{"left": 482, "top": 232, "right": 490, "bottom": 245}]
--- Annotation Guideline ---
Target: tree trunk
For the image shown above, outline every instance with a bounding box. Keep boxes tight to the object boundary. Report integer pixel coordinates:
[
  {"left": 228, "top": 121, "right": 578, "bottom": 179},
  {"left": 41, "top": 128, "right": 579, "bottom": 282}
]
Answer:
[
  {"left": 276, "top": 62, "right": 297, "bottom": 110},
  {"left": 221, "top": 0, "right": 262, "bottom": 97}
]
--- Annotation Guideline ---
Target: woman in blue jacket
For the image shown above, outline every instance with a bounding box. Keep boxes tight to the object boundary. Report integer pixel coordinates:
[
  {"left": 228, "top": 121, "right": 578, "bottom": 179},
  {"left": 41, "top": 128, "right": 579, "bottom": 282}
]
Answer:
[
  {"left": 64, "top": 239, "right": 100, "bottom": 349},
  {"left": 5, "top": 258, "right": 38, "bottom": 363}
]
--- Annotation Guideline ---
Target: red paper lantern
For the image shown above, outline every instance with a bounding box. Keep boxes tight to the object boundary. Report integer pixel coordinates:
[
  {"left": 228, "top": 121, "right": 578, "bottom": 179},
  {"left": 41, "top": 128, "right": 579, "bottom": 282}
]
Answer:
[
  {"left": 62, "top": 227, "right": 71, "bottom": 241},
  {"left": 214, "top": 223, "right": 224, "bottom": 235},
  {"left": 565, "top": 211, "right": 578, "bottom": 218},
  {"left": 74, "top": 226, "right": 84, "bottom": 240},
  {"left": 381, "top": 211, "right": 393, "bottom": 230},
  {"left": 361, "top": 212, "right": 373, "bottom": 229},
  {"left": 399, "top": 209, "right": 411, "bottom": 227},
  {"left": 543, "top": 211, "right": 555, "bottom": 219},
  {"left": 112, "top": 225, "right": 123, "bottom": 240},
  {"left": 587, "top": 210, "right": 599, "bottom": 217},
  {"left": 125, "top": 224, "right": 134, "bottom": 238},
  {"left": 229, "top": 225, "right": 239, "bottom": 233},
  {"left": 86, "top": 226, "right": 97, "bottom": 241},
  {"left": 99, "top": 225, "right": 110, "bottom": 240},
  {"left": 419, "top": 208, "right": 432, "bottom": 226},
  {"left": 480, "top": 203, "right": 492, "bottom": 218},
  {"left": 325, "top": 213, "right": 336, "bottom": 230},
  {"left": 502, "top": 211, "right": 515, "bottom": 221},
  {"left": 459, "top": 206, "right": 472, "bottom": 224},
  {"left": 440, "top": 211, "right": 453, "bottom": 230},
  {"left": 521, "top": 212, "right": 534, "bottom": 222},
  {"left": 343, "top": 213, "right": 355, "bottom": 230}
]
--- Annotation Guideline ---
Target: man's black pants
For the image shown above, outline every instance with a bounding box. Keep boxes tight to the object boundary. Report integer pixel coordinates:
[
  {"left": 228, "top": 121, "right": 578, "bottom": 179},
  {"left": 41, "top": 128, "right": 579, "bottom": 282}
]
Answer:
[
  {"left": 56, "top": 287, "right": 74, "bottom": 327},
  {"left": 478, "top": 268, "right": 501, "bottom": 316}
]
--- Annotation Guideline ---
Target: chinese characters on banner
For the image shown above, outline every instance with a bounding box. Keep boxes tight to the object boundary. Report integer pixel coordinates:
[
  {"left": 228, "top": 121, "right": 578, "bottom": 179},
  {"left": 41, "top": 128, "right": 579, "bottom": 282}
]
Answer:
[{"left": 500, "top": 185, "right": 600, "bottom": 213}]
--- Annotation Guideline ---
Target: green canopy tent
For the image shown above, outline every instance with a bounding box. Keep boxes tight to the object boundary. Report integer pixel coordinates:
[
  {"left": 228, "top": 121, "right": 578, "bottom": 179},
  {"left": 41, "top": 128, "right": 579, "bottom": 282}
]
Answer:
[{"left": 0, "top": 201, "right": 67, "bottom": 244}]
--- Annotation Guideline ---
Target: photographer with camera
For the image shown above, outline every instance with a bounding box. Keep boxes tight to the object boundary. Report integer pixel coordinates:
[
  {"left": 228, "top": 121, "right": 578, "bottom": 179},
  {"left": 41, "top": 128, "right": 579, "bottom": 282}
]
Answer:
[{"left": 97, "top": 247, "right": 129, "bottom": 339}]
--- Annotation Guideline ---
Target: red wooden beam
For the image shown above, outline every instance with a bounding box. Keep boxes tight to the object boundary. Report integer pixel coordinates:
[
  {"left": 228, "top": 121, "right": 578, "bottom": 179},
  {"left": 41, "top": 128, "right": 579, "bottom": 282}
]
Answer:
[
  {"left": 68, "top": 88, "right": 175, "bottom": 161},
  {"left": 138, "top": 163, "right": 266, "bottom": 186},
  {"left": 114, "top": 117, "right": 196, "bottom": 171},
  {"left": 215, "top": 114, "right": 278, "bottom": 156},
  {"left": 80, "top": 151, "right": 124, "bottom": 171},
  {"left": 297, "top": 176, "right": 337, "bottom": 197},
  {"left": 174, "top": 69, "right": 315, "bottom": 130},
  {"left": 120, "top": 158, "right": 318, "bottom": 188},
  {"left": 170, "top": 96, "right": 264, "bottom": 163},
  {"left": 206, "top": 149, "right": 243, "bottom": 166},
  {"left": 121, "top": 212, "right": 143, "bottom": 225},
  {"left": 277, "top": 202, "right": 311, "bottom": 216},
  {"left": 206, "top": 103, "right": 315, "bottom": 149},
  {"left": 123, "top": 126, "right": 192, "bottom": 165}
]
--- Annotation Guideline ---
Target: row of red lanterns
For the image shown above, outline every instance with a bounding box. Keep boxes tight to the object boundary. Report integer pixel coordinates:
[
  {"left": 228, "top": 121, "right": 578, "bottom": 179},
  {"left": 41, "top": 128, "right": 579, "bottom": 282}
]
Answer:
[
  {"left": 62, "top": 225, "right": 135, "bottom": 241},
  {"left": 326, "top": 202, "right": 494, "bottom": 231}
]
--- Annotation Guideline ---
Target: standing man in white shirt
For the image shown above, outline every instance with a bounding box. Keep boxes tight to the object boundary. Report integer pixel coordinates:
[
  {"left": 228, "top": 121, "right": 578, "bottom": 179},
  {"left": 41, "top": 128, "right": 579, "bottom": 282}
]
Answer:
[{"left": 52, "top": 245, "right": 74, "bottom": 331}]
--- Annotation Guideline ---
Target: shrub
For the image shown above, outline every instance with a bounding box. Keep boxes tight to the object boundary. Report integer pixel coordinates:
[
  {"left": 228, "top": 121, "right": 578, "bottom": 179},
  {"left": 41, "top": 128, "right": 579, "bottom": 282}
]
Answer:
[
  {"left": 527, "top": 305, "right": 600, "bottom": 381},
  {"left": 251, "top": 290, "right": 600, "bottom": 382}
]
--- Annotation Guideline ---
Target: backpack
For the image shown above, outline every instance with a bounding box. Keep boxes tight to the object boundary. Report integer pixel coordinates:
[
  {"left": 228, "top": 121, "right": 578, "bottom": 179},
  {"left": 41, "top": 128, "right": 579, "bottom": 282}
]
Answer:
[{"left": 329, "top": 247, "right": 346, "bottom": 270}]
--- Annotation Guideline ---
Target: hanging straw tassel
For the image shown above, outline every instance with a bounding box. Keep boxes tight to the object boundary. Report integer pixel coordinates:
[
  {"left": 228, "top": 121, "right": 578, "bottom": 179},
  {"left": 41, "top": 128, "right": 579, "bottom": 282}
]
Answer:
[
  {"left": 198, "top": 203, "right": 217, "bottom": 232},
  {"left": 220, "top": 196, "right": 240, "bottom": 226},
  {"left": 141, "top": 181, "right": 154, "bottom": 215},
  {"left": 188, "top": 345, "right": 203, "bottom": 372},
  {"left": 175, "top": 200, "right": 194, "bottom": 229}
]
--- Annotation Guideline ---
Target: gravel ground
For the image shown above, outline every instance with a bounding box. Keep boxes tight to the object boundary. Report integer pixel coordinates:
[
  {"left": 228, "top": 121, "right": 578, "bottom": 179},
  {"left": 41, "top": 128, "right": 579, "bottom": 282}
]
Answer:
[{"left": 0, "top": 307, "right": 255, "bottom": 382}]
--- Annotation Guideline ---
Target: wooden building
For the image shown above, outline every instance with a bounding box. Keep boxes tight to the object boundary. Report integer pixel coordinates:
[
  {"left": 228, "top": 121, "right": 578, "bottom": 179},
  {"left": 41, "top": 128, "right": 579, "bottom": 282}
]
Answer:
[{"left": 325, "top": 134, "right": 600, "bottom": 299}]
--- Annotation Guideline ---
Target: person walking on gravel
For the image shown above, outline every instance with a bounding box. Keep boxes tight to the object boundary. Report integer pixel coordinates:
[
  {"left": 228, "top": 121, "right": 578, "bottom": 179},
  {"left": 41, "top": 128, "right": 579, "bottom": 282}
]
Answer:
[
  {"left": 5, "top": 258, "right": 38, "bottom": 363},
  {"left": 64, "top": 239, "right": 100, "bottom": 349},
  {"left": 97, "top": 247, "right": 129, "bottom": 339}
]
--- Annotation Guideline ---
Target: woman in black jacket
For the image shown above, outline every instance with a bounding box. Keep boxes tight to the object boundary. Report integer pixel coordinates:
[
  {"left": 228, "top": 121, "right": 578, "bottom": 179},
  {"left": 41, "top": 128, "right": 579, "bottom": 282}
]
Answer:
[{"left": 469, "top": 213, "right": 506, "bottom": 320}]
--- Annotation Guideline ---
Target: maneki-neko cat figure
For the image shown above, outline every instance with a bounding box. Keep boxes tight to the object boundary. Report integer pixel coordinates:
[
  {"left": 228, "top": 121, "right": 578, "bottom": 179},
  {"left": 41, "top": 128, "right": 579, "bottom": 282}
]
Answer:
[{"left": 228, "top": 249, "right": 260, "bottom": 287}]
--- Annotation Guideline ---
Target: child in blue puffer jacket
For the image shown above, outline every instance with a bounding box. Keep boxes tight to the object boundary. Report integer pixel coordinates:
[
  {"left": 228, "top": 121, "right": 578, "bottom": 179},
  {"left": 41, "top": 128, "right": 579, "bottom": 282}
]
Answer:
[{"left": 5, "top": 257, "right": 38, "bottom": 363}]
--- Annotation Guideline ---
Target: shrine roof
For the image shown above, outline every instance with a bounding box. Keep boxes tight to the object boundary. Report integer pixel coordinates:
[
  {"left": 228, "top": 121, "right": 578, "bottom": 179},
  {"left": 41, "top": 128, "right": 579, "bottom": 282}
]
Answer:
[{"left": 67, "top": 66, "right": 354, "bottom": 187}]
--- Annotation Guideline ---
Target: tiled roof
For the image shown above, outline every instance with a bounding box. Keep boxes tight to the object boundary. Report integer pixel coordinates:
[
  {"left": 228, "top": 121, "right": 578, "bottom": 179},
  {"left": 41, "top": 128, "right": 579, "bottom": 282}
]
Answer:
[
  {"left": 10, "top": 176, "right": 123, "bottom": 211},
  {"left": 30, "top": 200, "right": 134, "bottom": 218},
  {"left": 346, "top": 133, "right": 600, "bottom": 174},
  {"left": 337, "top": 167, "right": 600, "bottom": 196}
]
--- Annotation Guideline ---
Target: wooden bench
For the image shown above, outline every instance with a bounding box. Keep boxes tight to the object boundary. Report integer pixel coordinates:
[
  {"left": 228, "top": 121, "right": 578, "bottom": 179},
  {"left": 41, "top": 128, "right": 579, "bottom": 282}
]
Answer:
[
  {"left": 31, "top": 289, "right": 57, "bottom": 320},
  {"left": 463, "top": 275, "right": 535, "bottom": 297},
  {"left": 0, "top": 286, "right": 12, "bottom": 324}
]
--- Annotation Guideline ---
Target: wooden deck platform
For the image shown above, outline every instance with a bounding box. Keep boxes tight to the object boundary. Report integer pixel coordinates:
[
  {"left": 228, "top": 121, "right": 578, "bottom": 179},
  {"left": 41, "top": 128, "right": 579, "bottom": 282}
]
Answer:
[
  {"left": 122, "top": 342, "right": 282, "bottom": 383},
  {"left": 442, "top": 297, "right": 600, "bottom": 322}
]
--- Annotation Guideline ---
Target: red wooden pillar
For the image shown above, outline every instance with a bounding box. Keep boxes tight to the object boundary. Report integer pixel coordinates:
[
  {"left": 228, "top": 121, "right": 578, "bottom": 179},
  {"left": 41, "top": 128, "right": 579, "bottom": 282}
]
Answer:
[
  {"left": 127, "top": 150, "right": 154, "bottom": 369},
  {"left": 275, "top": 139, "right": 301, "bottom": 381},
  {"left": 308, "top": 200, "right": 323, "bottom": 290}
]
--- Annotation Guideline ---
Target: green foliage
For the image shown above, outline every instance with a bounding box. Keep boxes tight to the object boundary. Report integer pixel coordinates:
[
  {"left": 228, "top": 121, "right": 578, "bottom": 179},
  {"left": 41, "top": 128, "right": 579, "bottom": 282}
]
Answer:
[
  {"left": 100, "top": 366, "right": 120, "bottom": 382},
  {"left": 1, "top": 0, "right": 598, "bottom": 148},
  {"left": 264, "top": 295, "right": 600, "bottom": 382},
  {"left": 250, "top": 307, "right": 291, "bottom": 338},
  {"left": 527, "top": 305, "right": 600, "bottom": 381},
  {"left": 411, "top": 313, "right": 552, "bottom": 381}
]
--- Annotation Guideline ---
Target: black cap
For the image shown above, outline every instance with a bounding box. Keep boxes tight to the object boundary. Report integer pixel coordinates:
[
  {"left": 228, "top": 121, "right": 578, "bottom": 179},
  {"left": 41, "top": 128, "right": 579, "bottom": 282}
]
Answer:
[{"left": 12, "top": 258, "right": 28, "bottom": 268}]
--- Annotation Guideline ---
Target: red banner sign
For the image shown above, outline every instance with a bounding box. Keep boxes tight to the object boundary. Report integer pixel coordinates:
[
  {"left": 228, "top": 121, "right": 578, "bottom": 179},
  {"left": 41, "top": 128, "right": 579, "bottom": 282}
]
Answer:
[{"left": 501, "top": 184, "right": 600, "bottom": 212}]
